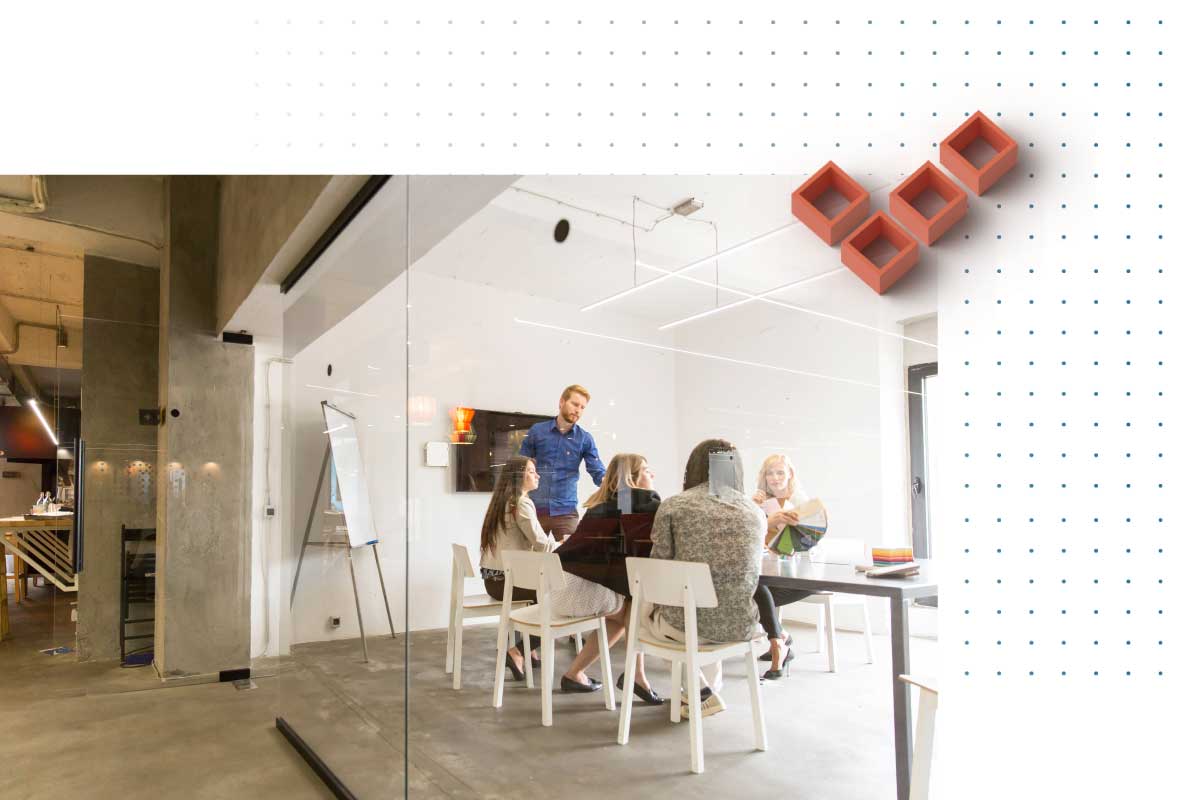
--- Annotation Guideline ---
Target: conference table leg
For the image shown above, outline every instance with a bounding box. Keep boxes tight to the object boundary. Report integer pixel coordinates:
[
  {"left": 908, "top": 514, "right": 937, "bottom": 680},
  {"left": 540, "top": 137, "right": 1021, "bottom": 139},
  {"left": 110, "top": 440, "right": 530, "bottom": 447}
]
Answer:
[{"left": 890, "top": 595, "right": 912, "bottom": 800}]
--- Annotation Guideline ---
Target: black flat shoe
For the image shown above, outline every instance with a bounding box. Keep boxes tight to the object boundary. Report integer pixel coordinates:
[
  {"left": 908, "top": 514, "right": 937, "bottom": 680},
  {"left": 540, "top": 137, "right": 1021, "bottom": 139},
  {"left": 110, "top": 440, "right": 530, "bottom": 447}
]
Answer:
[
  {"left": 560, "top": 675, "right": 602, "bottom": 693},
  {"left": 759, "top": 635, "right": 794, "bottom": 660},
  {"left": 616, "top": 673, "right": 665, "bottom": 705},
  {"left": 505, "top": 652, "right": 525, "bottom": 682}
]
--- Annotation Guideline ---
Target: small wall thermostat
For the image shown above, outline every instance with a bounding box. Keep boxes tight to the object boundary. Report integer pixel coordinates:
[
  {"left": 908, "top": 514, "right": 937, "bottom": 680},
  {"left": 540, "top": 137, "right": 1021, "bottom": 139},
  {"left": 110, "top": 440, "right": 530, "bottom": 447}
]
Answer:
[{"left": 425, "top": 441, "right": 450, "bottom": 467}]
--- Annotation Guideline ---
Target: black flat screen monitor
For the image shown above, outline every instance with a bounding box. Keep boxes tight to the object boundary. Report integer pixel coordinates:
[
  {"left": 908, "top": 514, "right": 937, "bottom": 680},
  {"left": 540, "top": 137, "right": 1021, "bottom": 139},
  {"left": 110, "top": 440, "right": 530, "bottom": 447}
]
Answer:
[{"left": 454, "top": 409, "right": 551, "bottom": 492}]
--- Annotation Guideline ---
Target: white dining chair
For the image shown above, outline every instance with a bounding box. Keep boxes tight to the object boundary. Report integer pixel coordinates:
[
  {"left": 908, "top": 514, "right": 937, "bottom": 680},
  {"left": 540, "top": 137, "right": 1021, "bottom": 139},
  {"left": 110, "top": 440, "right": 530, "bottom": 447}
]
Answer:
[
  {"left": 616, "top": 557, "right": 768, "bottom": 774},
  {"left": 899, "top": 674, "right": 939, "bottom": 800},
  {"left": 446, "top": 543, "right": 530, "bottom": 690},
  {"left": 798, "top": 537, "right": 874, "bottom": 672},
  {"left": 492, "top": 550, "right": 616, "bottom": 726}
]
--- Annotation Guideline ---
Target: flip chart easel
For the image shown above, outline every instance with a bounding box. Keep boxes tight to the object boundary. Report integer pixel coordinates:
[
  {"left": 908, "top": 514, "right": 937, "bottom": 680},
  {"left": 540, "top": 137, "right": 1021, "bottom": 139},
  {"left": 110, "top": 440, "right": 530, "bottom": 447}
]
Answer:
[{"left": 290, "top": 402, "right": 396, "bottom": 663}]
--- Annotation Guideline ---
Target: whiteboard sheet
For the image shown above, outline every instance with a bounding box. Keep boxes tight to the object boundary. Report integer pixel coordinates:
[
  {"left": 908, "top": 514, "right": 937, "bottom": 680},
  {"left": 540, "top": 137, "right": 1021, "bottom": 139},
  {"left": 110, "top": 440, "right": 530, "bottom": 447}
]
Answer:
[{"left": 321, "top": 402, "right": 379, "bottom": 548}]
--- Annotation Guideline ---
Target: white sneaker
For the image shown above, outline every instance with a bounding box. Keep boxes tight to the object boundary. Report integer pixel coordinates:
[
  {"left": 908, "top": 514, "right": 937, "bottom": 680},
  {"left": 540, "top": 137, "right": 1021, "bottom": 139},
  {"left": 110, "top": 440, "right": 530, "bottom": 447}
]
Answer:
[{"left": 680, "top": 692, "right": 726, "bottom": 719}]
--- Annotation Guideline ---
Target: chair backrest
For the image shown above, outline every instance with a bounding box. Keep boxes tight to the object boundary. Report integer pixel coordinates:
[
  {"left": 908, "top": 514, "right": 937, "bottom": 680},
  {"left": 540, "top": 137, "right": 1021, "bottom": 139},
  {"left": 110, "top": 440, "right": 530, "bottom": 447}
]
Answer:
[
  {"left": 501, "top": 550, "right": 567, "bottom": 595},
  {"left": 558, "top": 517, "right": 620, "bottom": 563},
  {"left": 451, "top": 543, "right": 475, "bottom": 578},
  {"left": 619, "top": 514, "right": 655, "bottom": 557},
  {"left": 624, "top": 557, "right": 717, "bottom": 609},
  {"left": 809, "top": 536, "right": 865, "bottom": 564}
]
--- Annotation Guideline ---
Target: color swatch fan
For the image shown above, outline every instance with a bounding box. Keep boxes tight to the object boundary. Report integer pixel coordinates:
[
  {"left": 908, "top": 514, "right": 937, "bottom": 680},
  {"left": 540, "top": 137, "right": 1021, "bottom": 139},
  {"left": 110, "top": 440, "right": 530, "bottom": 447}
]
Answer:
[{"left": 774, "top": 499, "right": 828, "bottom": 554}]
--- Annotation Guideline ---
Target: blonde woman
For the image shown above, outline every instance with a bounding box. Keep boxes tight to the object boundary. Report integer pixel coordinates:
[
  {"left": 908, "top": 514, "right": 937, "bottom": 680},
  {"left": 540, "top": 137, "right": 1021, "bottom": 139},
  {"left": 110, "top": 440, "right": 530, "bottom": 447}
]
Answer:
[
  {"left": 583, "top": 452, "right": 661, "bottom": 518},
  {"left": 750, "top": 454, "right": 813, "bottom": 680},
  {"left": 568, "top": 453, "right": 663, "bottom": 704}
]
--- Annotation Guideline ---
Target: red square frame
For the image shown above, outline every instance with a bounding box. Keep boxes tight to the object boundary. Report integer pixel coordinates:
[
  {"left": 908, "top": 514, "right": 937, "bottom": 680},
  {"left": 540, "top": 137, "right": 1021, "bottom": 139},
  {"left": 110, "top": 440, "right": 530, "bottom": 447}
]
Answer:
[
  {"left": 939, "top": 111, "right": 1018, "bottom": 195},
  {"left": 840, "top": 212, "right": 920, "bottom": 295},
  {"left": 889, "top": 161, "right": 969, "bottom": 245},
  {"left": 791, "top": 161, "right": 871, "bottom": 245}
]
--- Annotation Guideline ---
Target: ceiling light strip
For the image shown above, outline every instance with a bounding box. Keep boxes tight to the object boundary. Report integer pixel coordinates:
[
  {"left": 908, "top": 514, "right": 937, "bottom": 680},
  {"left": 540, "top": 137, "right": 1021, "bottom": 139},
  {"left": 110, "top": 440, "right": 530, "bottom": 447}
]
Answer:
[
  {"left": 28, "top": 399, "right": 59, "bottom": 446},
  {"left": 580, "top": 221, "right": 799, "bottom": 312},
  {"left": 634, "top": 260, "right": 936, "bottom": 347},
  {"left": 514, "top": 318, "right": 923, "bottom": 396},
  {"left": 657, "top": 267, "right": 847, "bottom": 331}
]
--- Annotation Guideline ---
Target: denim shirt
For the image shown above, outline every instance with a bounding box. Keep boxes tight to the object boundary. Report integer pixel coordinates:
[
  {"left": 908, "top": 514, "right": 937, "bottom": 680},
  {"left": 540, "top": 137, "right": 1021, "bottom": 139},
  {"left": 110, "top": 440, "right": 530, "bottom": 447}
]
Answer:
[{"left": 518, "top": 418, "right": 606, "bottom": 515}]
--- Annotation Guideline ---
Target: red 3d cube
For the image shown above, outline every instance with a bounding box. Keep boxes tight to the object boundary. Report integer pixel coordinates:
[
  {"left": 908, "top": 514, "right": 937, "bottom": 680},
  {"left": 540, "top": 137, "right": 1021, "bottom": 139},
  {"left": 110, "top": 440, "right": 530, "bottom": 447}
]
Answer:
[
  {"left": 939, "top": 111, "right": 1018, "bottom": 195},
  {"left": 840, "top": 212, "right": 920, "bottom": 295},
  {"left": 791, "top": 161, "right": 871, "bottom": 245},
  {"left": 889, "top": 161, "right": 969, "bottom": 245}
]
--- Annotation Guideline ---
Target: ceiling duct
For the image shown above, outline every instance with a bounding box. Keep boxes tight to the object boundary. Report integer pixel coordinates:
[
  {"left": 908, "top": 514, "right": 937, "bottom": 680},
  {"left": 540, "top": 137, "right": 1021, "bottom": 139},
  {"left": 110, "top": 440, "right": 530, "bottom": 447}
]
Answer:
[{"left": 0, "top": 176, "right": 48, "bottom": 214}]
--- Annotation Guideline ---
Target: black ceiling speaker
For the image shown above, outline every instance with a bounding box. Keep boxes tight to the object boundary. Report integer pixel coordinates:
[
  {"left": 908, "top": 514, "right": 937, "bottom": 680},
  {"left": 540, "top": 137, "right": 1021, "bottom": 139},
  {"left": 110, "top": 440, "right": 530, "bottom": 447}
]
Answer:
[{"left": 554, "top": 219, "right": 570, "bottom": 243}]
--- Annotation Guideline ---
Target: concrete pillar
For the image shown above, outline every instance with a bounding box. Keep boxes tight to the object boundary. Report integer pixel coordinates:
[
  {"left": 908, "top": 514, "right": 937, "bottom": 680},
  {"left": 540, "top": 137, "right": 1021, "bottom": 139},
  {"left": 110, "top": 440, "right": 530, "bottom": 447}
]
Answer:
[
  {"left": 76, "top": 257, "right": 159, "bottom": 662},
  {"left": 154, "top": 177, "right": 254, "bottom": 679}
]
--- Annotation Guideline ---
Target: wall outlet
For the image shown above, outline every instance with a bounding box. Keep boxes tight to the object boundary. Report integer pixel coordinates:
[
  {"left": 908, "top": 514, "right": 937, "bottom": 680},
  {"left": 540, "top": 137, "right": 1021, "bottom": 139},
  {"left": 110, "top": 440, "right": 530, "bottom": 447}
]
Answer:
[{"left": 329, "top": 616, "right": 341, "bottom": 628}]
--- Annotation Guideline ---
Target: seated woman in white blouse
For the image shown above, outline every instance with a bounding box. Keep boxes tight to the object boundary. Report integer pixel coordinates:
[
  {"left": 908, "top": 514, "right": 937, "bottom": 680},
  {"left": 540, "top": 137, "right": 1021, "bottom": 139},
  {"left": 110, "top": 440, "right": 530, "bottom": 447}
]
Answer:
[
  {"left": 750, "top": 453, "right": 813, "bottom": 680},
  {"left": 479, "top": 455, "right": 627, "bottom": 693}
]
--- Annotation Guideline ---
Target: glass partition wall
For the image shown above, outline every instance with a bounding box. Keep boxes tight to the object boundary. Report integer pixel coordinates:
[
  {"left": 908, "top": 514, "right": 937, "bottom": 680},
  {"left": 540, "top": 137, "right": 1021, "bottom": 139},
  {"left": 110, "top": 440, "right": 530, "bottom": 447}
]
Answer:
[
  {"left": 275, "top": 178, "right": 409, "bottom": 796},
  {"left": 276, "top": 174, "right": 938, "bottom": 799},
  {"left": 403, "top": 175, "right": 938, "bottom": 800}
]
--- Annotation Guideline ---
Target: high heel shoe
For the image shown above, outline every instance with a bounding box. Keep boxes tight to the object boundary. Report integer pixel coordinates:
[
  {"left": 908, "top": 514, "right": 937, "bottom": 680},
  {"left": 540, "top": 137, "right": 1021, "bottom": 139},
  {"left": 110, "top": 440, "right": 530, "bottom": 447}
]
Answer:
[
  {"left": 504, "top": 652, "right": 525, "bottom": 681},
  {"left": 762, "top": 647, "right": 795, "bottom": 681},
  {"left": 760, "top": 634, "right": 793, "bottom": 661}
]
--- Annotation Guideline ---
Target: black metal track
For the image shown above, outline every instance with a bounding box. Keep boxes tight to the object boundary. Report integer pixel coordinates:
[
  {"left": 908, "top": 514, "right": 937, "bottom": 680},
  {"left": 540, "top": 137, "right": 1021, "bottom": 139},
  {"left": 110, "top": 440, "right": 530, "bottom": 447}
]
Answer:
[
  {"left": 279, "top": 176, "right": 391, "bottom": 295},
  {"left": 275, "top": 717, "right": 359, "bottom": 800}
]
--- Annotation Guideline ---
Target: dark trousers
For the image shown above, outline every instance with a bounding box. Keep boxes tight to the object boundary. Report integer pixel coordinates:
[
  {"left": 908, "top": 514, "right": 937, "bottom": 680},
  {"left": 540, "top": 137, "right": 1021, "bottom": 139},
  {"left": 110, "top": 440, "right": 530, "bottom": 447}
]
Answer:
[
  {"left": 536, "top": 512, "right": 579, "bottom": 542},
  {"left": 754, "top": 583, "right": 811, "bottom": 640},
  {"left": 484, "top": 578, "right": 540, "bottom": 654}
]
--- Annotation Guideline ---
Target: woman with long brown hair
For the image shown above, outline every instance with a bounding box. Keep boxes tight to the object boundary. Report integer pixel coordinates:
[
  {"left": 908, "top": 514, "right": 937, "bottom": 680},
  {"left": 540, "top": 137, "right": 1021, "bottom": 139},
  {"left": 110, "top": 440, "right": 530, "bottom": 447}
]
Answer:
[
  {"left": 646, "top": 439, "right": 765, "bottom": 718},
  {"left": 480, "top": 455, "right": 626, "bottom": 692},
  {"left": 479, "top": 456, "right": 552, "bottom": 677}
]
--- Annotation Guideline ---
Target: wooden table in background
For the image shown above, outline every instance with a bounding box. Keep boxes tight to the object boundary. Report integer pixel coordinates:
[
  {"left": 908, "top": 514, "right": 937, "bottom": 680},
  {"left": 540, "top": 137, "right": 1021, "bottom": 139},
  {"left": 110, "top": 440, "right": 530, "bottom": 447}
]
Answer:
[{"left": 1, "top": 516, "right": 76, "bottom": 643}]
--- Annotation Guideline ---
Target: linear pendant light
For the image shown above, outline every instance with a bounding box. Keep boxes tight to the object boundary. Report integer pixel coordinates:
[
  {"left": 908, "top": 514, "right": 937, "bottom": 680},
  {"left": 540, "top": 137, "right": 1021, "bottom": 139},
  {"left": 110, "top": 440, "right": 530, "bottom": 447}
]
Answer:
[
  {"left": 657, "top": 267, "right": 847, "bottom": 331},
  {"left": 28, "top": 399, "right": 59, "bottom": 446},
  {"left": 630, "top": 259, "right": 936, "bottom": 347},
  {"left": 580, "top": 221, "right": 798, "bottom": 312},
  {"left": 514, "top": 318, "right": 924, "bottom": 396}
]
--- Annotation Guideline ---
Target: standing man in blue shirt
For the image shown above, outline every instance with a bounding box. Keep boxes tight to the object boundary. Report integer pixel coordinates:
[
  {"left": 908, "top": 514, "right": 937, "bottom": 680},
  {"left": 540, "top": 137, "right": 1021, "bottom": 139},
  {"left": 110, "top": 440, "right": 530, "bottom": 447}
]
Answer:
[{"left": 518, "top": 384, "right": 606, "bottom": 541}]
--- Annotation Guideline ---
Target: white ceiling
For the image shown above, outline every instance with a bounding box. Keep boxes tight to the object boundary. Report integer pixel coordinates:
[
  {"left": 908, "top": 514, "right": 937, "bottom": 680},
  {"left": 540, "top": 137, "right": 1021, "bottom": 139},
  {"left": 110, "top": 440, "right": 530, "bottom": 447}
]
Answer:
[{"left": 414, "top": 175, "right": 939, "bottom": 336}]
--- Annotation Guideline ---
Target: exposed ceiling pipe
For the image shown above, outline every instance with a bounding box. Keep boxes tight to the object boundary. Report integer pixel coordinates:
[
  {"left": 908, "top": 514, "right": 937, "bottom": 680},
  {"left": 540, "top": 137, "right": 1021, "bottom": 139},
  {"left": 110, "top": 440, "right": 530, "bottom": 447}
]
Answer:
[
  {"left": 0, "top": 355, "right": 42, "bottom": 405},
  {"left": 0, "top": 176, "right": 48, "bottom": 214}
]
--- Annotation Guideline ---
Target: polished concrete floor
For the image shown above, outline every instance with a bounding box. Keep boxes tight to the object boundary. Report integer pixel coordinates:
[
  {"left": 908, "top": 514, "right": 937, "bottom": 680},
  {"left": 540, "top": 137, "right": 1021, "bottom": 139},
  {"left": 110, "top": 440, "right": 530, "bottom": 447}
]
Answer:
[
  {"left": 284, "top": 621, "right": 935, "bottom": 799},
  {"left": 0, "top": 582, "right": 330, "bottom": 800},
  {"left": 3, "top": 581, "right": 934, "bottom": 799}
]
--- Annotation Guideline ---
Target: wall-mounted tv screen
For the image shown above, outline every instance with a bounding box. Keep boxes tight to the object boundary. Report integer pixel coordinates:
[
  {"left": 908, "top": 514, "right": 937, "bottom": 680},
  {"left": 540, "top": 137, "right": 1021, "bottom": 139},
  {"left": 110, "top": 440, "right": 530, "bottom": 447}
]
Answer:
[{"left": 454, "top": 409, "right": 551, "bottom": 492}]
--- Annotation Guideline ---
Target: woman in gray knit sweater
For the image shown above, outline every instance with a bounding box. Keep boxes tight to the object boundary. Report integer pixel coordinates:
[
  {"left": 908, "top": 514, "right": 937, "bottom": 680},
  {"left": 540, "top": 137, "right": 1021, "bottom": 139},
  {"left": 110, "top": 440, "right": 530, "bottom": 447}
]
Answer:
[{"left": 647, "top": 439, "right": 765, "bottom": 716}]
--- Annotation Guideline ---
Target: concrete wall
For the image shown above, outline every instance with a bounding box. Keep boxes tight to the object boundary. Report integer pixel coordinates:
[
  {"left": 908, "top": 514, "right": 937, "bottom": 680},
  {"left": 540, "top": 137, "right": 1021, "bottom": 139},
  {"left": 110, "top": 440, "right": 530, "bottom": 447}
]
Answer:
[
  {"left": 77, "top": 256, "right": 159, "bottom": 662},
  {"left": 155, "top": 177, "right": 255, "bottom": 679},
  {"left": 216, "top": 176, "right": 332, "bottom": 334}
]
